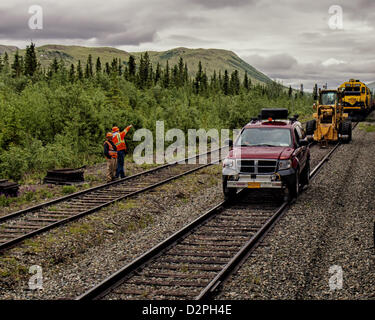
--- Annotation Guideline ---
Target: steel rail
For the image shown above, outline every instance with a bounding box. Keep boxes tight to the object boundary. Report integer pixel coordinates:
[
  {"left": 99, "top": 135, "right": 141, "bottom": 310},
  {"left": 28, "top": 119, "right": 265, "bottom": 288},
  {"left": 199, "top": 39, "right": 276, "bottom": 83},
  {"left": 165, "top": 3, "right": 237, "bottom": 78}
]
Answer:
[
  {"left": 0, "top": 147, "right": 223, "bottom": 224},
  {"left": 76, "top": 127, "right": 356, "bottom": 300},
  {"left": 0, "top": 151, "right": 223, "bottom": 252},
  {"left": 76, "top": 202, "right": 226, "bottom": 300},
  {"left": 196, "top": 123, "right": 359, "bottom": 299}
]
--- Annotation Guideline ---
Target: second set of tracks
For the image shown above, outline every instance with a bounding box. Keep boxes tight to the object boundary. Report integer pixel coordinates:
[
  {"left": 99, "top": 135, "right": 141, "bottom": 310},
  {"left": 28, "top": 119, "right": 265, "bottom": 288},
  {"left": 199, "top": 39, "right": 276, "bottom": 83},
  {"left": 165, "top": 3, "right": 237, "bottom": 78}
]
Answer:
[{"left": 0, "top": 149, "right": 223, "bottom": 252}]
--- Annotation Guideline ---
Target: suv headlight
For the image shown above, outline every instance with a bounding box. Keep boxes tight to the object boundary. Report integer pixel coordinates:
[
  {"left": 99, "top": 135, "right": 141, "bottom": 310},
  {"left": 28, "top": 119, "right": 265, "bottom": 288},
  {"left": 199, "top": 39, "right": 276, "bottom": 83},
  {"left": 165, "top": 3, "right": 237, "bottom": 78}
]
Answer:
[
  {"left": 223, "top": 159, "right": 236, "bottom": 169},
  {"left": 278, "top": 159, "right": 292, "bottom": 170}
]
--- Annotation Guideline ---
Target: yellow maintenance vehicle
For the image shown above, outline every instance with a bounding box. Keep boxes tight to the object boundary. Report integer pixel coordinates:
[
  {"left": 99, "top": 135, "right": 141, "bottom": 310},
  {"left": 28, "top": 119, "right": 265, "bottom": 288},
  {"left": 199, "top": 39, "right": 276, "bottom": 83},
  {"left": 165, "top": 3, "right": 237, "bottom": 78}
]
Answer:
[
  {"left": 338, "top": 79, "right": 374, "bottom": 119},
  {"left": 305, "top": 88, "right": 352, "bottom": 144}
]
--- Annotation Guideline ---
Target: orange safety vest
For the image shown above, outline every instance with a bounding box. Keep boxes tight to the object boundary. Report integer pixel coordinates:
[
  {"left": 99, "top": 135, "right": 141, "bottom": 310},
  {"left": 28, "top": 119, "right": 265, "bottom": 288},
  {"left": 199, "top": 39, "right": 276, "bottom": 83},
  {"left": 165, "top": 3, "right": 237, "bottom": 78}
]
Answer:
[
  {"left": 112, "top": 125, "right": 131, "bottom": 151},
  {"left": 104, "top": 141, "right": 118, "bottom": 159}
]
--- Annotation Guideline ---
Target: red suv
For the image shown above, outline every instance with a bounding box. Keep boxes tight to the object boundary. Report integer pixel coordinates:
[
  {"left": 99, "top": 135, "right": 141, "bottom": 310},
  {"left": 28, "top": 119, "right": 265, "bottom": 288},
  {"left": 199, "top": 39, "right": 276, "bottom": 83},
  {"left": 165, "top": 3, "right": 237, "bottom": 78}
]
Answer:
[{"left": 222, "top": 109, "right": 310, "bottom": 201}]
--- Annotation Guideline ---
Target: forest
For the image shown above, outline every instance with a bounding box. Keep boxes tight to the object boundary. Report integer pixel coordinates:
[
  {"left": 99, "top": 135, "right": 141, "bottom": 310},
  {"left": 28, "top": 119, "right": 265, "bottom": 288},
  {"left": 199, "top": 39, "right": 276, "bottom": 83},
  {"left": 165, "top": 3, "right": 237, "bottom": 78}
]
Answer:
[{"left": 0, "top": 43, "right": 313, "bottom": 182}]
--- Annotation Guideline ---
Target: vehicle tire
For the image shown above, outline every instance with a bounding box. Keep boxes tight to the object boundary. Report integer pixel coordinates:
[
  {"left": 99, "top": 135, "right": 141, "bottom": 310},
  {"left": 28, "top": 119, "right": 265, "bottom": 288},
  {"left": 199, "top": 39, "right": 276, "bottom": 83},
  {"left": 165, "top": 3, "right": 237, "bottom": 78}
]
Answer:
[
  {"left": 223, "top": 177, "right": 237, "bottom": 201},
  {"left": 341, "top": 121, "right": 352, "bottom": 143},
  {"left": 306, "top": 120, "right": 316, "bottom": 136},
  {"left": 288, "top": 171, "right": 299, "bottom": 200},
  {"left": 300, "top": 160, "right": 310, "bottom": 186}
]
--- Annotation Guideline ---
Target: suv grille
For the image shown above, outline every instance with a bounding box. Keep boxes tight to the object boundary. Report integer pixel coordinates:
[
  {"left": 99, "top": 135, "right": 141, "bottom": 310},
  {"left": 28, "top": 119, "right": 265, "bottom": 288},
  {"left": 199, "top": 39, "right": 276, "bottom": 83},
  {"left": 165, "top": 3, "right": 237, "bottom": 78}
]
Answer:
[{"left": 237, "top": 159, "right": 277, "bottom": 174}]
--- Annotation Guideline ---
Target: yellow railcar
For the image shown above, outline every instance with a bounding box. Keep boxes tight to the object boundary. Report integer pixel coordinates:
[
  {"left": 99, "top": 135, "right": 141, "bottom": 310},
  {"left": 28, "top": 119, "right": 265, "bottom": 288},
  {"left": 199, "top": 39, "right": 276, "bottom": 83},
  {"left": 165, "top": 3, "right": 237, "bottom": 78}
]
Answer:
[{"left": 338, "top": 79, "right": 374, "bottom": 118}]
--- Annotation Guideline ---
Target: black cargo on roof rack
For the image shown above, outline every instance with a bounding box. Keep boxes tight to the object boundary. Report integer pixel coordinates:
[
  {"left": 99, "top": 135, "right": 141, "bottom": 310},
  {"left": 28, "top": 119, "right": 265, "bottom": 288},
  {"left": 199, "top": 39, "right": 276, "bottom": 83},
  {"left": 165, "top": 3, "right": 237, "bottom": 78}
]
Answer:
[{"left": 260, "top": 108, "right": 289, "bottom": 120}]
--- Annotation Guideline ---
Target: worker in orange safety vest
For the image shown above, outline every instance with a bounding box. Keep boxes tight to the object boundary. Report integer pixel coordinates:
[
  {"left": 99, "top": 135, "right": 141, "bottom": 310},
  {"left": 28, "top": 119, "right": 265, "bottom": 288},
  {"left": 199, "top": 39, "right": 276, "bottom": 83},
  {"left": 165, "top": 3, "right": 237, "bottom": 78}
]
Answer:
[
  {"left": 103, "top": 132, "right": 118, "bottom": 182},
  {"left": 112, "top": 125, "right": 133, "bottom": 178}
]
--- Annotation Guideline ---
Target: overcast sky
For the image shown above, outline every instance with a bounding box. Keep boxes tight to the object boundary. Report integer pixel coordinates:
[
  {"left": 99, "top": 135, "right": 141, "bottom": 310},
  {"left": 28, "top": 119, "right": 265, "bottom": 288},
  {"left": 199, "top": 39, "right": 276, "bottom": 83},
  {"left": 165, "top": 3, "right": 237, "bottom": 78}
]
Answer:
[{"left": 0, "top": 0, "right": 374, "bottom": 89}]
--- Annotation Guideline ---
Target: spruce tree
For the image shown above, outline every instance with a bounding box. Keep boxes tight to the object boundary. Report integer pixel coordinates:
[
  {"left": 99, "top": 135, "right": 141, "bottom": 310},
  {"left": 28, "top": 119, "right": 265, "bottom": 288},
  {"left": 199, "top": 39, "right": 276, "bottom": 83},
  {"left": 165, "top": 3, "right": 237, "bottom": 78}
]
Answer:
[
  {"left": 178, "top": 57, "right": 184, "bottom": 86},
  {"left": 194, "top": 61, "right": 203, "bottom": 93},
  {"left": 105, "top": 62, "right": 110, "bottom": 75},
  {"left": 11, "top": 51, "right": 22, "bottom": 77},
  {"left": 86, "top": 54, "right": 93, "bottom": 77},
  {"left": 24, "top": 42, "right": 37, "bottom": 77},
  {"left": 51, "top": 58, "right": 59, "bottom": 74},
  {"left": 148, "top": 64, "right": 153, "bottom": 87},
  {"left": 288, "top": 85, "right": 292, "bottom": 98},
  {"left": 172, "top": 64, "right": 179, "bottom": 87},
  {"left": 19, "top": 56, "right": 25, "bottom": 75},
  {"left": 184, "top": 63, "right": 188, "bottom": 83},
  {"left": 223, "top": 70, "right": 229, "bottom": 95},
  {"left": 230, "top": 70, "right": 240, "bottom": 95},
  {"left": 211, "top": 70, "right": 217, "bottom": 90},
  {"left": 85, "top": 62, "right": 90, "bottom": 78},
  {"left": 313, "top": 84, "right": 318, "bottom": 100},
  {"left": 201, "top": 71, "right": 208, "bottom": 93},
  {"left": 138, "top": 52, "right": 150, "bottom": 88},
  {"left": 0, "top": 56, "right": 2, "bottom": 73},
  {"left": 128, "top": 55, "right": 136, "bottom": 80},
  {"left": 111, "top": 58, "right": 118, "bottom": 75},
  {"left": 218, "top": 70, "right": 223, "bottom": 89},
  {"left": 155, "top": 62, "right": 161, "bottom": 84},
  {"left": 118, "top": 59, "right": 122, "bottom": 76},
  {"left": 69, "top": 64, "right": 75, "bottom": 82},
  {"left": 163, "top": 61, "right": 170, "bottom": 88},
  {"left": 77, "top": 60, "right": 83, "bottom": 80},
  {"left": 243, "top": 72, "right": 249, "bottom": 90},
  {"left": 3, "top": 52, "right": 9, "bottom": 74},
  {"left": 96, "top": 57, "right": 102, "bottom": 74}
]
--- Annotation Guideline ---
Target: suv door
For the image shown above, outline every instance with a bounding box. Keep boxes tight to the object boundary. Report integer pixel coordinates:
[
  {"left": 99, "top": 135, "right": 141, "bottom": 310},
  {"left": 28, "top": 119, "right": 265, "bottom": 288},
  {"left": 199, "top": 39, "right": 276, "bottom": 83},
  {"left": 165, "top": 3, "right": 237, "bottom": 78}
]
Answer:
[{"left": 293, "top": 126, "right": 307, "bottom": 173}]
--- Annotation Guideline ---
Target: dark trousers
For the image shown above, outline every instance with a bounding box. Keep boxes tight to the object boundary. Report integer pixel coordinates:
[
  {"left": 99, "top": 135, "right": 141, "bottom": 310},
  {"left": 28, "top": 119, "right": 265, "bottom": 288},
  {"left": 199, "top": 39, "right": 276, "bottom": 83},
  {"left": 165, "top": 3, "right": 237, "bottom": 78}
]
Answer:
[{"left": 116, "top": 150, "right": 126, "bottom": 178}]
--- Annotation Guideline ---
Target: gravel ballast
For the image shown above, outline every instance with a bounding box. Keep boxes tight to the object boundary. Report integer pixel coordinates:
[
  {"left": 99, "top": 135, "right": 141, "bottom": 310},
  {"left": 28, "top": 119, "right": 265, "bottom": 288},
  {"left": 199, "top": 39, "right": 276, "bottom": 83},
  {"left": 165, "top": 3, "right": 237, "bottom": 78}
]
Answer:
[
  {"left": 0, "top": 165, "right": 222, "bottom": 299},
  {"left": 219, "top": 122, "right": 375, "bottom": 299}
]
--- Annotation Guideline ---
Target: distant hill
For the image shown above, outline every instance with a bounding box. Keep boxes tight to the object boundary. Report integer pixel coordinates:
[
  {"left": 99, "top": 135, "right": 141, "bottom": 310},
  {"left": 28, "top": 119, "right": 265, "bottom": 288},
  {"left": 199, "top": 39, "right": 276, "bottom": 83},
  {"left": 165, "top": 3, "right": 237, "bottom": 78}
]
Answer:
[
  {"left": 0, "top": 45, "right": 18, "bottom": 55},
  {"left": 367, "top": 81, "right": 375, "bottom": 91},
  {"left": 130, "top": 47, "right": 272, "bottom": 84},
  {"left": 1, "top": 44, "right": 272, "bottom": 84}
]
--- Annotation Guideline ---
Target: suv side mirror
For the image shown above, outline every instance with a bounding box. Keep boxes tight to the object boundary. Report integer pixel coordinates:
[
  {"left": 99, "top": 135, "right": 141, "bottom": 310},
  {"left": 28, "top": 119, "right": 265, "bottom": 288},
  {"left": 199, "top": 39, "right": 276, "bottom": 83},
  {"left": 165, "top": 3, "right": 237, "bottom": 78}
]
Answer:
[
  {"left": 299, "top": 138, "right": 309, "bottom": 147},
  {"left": 224, "top": 139, "right": 233, "bottom": 147}
]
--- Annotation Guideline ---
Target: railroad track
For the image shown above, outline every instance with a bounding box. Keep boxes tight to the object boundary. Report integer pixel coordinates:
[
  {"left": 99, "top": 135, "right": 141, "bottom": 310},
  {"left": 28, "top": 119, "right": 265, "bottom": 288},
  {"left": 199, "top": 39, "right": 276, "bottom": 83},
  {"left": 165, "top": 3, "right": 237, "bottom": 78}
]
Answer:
[
  {"left": 0, "top": 148, "right": 224, "bottom": 252},
  {"left": 77, "top": 133, "right": 352, "bottom": 301}
]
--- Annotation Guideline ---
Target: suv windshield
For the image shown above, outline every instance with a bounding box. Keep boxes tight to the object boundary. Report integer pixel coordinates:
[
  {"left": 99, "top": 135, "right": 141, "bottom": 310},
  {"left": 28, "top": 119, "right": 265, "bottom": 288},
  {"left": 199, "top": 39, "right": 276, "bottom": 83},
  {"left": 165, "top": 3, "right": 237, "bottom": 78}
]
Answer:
[{"left": 235, "top": 128, "right": 292, "bottom": 147}]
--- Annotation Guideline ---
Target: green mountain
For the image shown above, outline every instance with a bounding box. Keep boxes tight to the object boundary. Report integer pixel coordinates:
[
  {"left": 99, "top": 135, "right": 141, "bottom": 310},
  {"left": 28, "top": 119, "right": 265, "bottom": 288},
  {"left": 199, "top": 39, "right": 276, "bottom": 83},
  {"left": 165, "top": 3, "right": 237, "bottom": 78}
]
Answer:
[
  {"left": 131, "top": 47, "right": 272, "bottom": 84},
  {"left": 1, "top": 44, "right": 272, "bottom": 84}
]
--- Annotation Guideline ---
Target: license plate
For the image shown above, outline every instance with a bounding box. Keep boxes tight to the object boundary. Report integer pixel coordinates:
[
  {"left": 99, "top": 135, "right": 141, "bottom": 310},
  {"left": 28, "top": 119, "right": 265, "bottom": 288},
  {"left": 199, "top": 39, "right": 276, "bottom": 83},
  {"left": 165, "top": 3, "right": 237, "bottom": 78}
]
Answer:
[{"left": 248, "top": 182, "right": 260, "bottom": 188}]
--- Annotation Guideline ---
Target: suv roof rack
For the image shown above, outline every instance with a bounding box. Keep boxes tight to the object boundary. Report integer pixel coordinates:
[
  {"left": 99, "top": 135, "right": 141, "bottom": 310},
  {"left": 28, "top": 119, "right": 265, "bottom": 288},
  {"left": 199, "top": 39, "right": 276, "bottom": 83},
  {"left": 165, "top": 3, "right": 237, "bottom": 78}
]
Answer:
[{"left": 260, "top": 108, "right": 289, "bottom": 120}]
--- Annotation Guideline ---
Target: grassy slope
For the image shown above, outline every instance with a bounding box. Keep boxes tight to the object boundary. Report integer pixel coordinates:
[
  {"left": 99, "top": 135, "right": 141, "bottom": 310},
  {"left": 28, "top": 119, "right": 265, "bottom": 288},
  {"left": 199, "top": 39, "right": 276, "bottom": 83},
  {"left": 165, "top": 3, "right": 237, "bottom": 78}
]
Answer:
[{"left": 1, "top": 44, "right": 272, "bottom": 84}]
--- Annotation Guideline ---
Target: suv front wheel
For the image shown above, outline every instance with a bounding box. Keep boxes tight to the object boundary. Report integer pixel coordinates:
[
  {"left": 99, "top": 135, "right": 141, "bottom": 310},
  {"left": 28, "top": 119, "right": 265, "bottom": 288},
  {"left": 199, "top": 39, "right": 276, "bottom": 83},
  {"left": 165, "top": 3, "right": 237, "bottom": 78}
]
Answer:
[
  {"left": 287, "top": 171, "right": 299, "bottom": 200},
  {"left": 223, "top": 177, "right": 237, "bottom": 201},
  {"left": 300, "top": 161, "right": 310, "bottom": 186}
]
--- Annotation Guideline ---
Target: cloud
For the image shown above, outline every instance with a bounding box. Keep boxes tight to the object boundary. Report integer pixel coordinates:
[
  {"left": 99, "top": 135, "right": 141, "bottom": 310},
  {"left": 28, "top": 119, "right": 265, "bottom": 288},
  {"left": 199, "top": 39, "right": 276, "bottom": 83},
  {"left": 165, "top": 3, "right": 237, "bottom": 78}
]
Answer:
[
  {"left": 0, "top": 0, "right": 374, "bottom": 87},
  {"left": 245, "top": 54, "right": 298, "bottom": 71},
  {"left": 322, "top": 58, "right": 346, "bottom": 66},
  {"left": 188, "top": 0, "right": 259, "bottom": 9}
]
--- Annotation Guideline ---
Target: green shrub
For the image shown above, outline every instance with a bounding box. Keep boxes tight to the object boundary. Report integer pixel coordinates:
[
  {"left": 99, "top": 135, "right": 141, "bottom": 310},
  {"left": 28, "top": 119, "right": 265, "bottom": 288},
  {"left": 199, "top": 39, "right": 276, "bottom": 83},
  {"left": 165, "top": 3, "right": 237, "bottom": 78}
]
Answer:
[
  {"left": 0, "top": 195, "right": 12, "bottom": 207},
  {"left": 0, "top": 145, "right": 29, "bottom": 181},
  {"left": 62, "top": 185, "right": 77, "bottom": 195}
]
